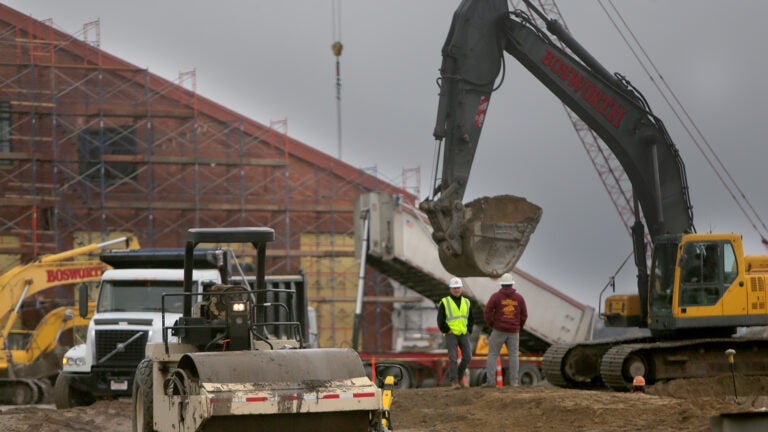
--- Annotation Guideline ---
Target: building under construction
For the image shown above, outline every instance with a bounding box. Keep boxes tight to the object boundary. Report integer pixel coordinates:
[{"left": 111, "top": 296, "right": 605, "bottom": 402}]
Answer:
[{"left": 0, "top": 4, "right": 416, "bottom": 351}]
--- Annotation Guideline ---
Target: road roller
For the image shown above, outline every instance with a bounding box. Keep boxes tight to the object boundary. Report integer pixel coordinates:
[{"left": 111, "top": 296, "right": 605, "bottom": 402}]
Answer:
[{"left": 132, "top": 227, "right": 383, "bottom": 431}]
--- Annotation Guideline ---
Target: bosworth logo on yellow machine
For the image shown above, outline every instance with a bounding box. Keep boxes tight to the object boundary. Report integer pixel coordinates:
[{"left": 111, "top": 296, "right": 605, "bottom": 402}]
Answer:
[{"left": 46, "top": 265, "right": 106, "bottom": 283}]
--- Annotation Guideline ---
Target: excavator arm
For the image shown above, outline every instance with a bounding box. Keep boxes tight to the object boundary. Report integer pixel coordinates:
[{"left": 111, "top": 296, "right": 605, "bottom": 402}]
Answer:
[
  {"left": 0, "top": 235, "right": 138, "bottom": 347},
  {"left": 421, "top": 0, "right": 544, "bottom": 278},
  {"left": 422, "top": 0, "right": 694, "bottom": 297}
]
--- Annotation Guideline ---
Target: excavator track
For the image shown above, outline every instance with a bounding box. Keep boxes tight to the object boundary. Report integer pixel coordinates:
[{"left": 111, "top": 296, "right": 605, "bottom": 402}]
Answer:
[
  {"left": 541, "top": 343, "right": 575, "bottom": 388},
  {"left": 543, "top": 341, "right": 611, "bottom": 389},
  {"left": 0, "top": 378, "right": 46, "bottom": 405},
  {"left": 599, "top": 343, "right": 647, "bottom": 391},
  {"left": 599, "top": 337, "right": 768, "bottom": 392},
  {"left": 543, "top": 336, "right": 655, "bottom": 390}
]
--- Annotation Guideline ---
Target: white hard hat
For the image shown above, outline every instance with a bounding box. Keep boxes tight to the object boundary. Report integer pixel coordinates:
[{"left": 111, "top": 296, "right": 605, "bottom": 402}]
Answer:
[
  {"left": 500, "top": 273, "right": 515, "bottom": 286},
  {"left": 449, "top": 277, "right": 463, "bottom": 288}
]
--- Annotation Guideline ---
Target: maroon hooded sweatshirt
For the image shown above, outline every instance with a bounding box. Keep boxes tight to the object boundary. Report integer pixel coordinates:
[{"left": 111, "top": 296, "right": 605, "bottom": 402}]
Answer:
[{"left": 484, "top": 285, "right": 527, "bottom": 333}]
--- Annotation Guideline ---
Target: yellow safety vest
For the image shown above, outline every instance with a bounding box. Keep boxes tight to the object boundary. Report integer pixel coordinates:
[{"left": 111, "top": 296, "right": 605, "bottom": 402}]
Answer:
[{"left": 441, "top": 296, "right": 470, "bottom": 336}]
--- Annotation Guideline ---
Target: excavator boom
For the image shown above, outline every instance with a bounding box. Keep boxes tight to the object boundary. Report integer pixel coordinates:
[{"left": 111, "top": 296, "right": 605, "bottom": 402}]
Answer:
[{"left": 423, "top": 0, "right": 693, "bottom": 283}]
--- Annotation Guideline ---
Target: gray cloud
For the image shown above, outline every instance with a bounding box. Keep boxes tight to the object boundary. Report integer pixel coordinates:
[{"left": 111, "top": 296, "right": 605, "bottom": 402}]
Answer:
[{"left": 10, "top": 0, "right": 768, "bottom": 308}]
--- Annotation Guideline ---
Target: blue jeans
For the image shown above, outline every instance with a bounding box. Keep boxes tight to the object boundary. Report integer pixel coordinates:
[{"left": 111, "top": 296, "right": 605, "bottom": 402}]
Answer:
[
  {"left": 445, "top": 332, "right": 472, "bottom": 380},
  {"left": 486, "top": 330, "right": 520, "bottom": 386}
]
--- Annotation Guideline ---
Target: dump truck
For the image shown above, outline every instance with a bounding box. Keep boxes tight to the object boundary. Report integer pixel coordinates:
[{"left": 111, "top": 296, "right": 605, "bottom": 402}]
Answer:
[
  {"left": 55, "top": 246, "right": 307, "bottom": 409},
  {"left": 354, "top": 192, "right": 594, "bottom": 387},
  {"left": 54, "top": 247, "right": 228, "bottom": 408},
  {"left": 132, "top": 227, "right": 383, "bottom": 431}
]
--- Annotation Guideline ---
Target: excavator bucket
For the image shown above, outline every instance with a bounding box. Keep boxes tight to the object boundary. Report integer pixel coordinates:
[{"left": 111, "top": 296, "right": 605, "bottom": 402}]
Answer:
[
  {"left": 151, "top": 348, "right": 382, "bottom": 432},
  {"left": 440, "top": 195, "right": 542, "bottom": 277}
]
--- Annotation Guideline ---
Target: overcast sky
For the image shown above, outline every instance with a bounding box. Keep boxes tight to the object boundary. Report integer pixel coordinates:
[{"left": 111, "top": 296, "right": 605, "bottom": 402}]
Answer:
[{"left": 8, "top": 1, "right": 768, "bottom": 308}]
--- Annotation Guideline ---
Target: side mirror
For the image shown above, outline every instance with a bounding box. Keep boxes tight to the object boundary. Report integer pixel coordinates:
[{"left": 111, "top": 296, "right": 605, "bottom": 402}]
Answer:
[{"left": 78, "top": 284, "right": 89, "bottom": 318}]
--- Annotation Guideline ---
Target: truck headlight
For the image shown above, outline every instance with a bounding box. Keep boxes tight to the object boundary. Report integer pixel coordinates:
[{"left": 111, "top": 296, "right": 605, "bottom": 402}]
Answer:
[
  {"left": 231, "top": 302, "right": 246, "bottom": 312},
  {"left": 63, "top": 355, "right": 85, "bottom": 367}
]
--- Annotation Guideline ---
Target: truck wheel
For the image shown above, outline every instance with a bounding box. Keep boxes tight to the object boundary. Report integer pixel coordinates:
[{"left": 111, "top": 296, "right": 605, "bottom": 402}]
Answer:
[
  {"left": 34, "top": 378, "right": 52, "bottom": 404},
  {"left": 470, "top": 368, "right": 490, "bottom": 387},
  {"left": 132, "top": 358, "right": 154, "bottom": 432},
  {"left": 518, "top": 363, "right": 542, "bottom": 386},
  {"left": 53, "top": 373, "right": 95, "bottom": 409}
]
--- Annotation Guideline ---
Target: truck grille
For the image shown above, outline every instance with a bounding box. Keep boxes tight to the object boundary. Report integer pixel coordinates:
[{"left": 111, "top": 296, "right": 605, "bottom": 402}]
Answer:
[{"left": 94, "top": 330, "right": 148, "bottom": 367}]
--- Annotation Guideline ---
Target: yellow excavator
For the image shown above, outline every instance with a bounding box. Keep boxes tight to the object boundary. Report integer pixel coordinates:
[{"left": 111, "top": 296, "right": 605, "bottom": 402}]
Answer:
[
  {"left": 0, "top": 235, "right": 139, "bottom": 404},
  {"left": 424, "top": 0, "right": 768, "bottom": 390}
]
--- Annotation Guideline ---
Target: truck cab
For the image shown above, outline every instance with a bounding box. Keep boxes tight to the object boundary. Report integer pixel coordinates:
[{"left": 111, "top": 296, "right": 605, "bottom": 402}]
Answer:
[{"left": 54, "top": 249, "right": 224, "bottom": 409}]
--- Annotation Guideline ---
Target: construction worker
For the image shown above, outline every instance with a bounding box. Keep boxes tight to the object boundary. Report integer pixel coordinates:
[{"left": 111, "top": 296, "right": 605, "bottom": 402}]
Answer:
[
  {"left": 437, "top": 277, "right": 474, "bottom": 389},
  {"left": 484, "top": 273, "right": 527, "bottom": 387}
]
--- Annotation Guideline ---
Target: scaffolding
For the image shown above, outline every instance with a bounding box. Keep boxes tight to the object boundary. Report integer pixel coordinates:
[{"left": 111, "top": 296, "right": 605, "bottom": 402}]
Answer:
[{"left": 0, "top": 6, "right": 410, "bottom": 351}]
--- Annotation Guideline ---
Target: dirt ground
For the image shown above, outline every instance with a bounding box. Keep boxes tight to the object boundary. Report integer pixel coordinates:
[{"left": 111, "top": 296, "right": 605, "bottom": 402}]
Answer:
[{"left": 1, "top": 375, "right": 766, "bottom": 432}]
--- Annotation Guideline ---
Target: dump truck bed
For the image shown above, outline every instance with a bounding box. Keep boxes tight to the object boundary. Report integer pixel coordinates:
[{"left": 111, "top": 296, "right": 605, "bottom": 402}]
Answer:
[{"left": 355, "top": 192, "right": 594, "bottom": 353}]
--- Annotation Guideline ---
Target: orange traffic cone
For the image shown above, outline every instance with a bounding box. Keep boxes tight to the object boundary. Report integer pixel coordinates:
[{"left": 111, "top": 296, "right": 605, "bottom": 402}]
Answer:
[
  {"left": 371, "top": 356, "right": 376, "bottom": 383},
  {"left": 495, "top": 356, "right": 503, "bottom": 387},
  {"left": 632, "top": 375, "right": 646, "bottom": 393},
  {"left": 457, "top": 350, "right": 468, "bottom": 387}
]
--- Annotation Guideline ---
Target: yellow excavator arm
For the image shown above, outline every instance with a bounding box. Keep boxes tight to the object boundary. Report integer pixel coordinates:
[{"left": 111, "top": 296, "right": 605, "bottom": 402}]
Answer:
[{"left": 0, "top": 235, "right": 138, "bottom": 347}]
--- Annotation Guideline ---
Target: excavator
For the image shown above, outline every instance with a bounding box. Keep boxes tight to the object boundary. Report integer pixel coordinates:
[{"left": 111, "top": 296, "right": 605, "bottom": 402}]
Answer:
[
  {"left": 422, "top": 0, "right": 768, "bottom": 390},
  {"left": 0, "top": 235, "right": 139, "bottom": 404}
]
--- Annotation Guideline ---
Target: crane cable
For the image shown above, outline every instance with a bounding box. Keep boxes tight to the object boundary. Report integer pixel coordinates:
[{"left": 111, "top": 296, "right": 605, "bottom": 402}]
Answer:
[
  {"left": 596, "top": 0, "right": 768, "bottom": 245},
  {"left": 331, "top": 0, "right": 343, "bottom": 160}
]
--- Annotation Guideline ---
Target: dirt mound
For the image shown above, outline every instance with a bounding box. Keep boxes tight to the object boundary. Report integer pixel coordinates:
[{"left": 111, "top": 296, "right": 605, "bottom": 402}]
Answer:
[
  {"left": 0, "top": 399, "right": 130, "bottom": 432},
  {"left": 649, "top": 374, "right": 768, "bottom": 410},
  {"left": 393, "top": 378, "right": 766, "bottom": 432},
  {"left": 0, "top": 376, "right": 765, "bottom": 432}
]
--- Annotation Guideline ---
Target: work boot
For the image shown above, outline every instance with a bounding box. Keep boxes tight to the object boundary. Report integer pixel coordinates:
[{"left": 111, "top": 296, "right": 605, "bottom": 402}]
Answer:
[{"left": 450, "top": 379, "right": 460, "bottom": 389}]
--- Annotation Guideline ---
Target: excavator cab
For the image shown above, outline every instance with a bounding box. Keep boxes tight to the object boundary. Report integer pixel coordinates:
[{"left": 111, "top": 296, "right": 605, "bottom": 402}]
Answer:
[
  {"left": 605, "top": 233, "right": 745, "bottom": 338},
  {"left": 648, "top": 233, "right": 744, "bottom": 337}
]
